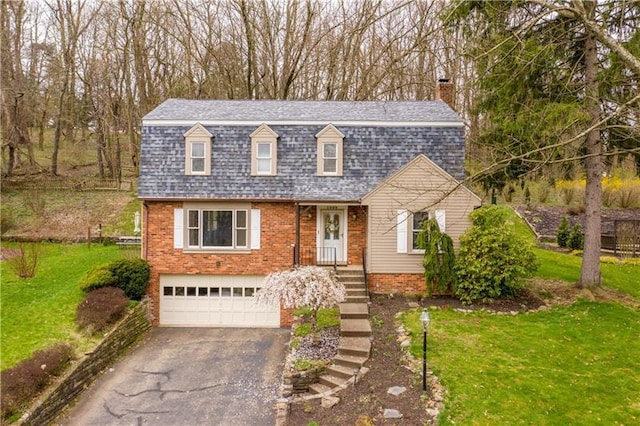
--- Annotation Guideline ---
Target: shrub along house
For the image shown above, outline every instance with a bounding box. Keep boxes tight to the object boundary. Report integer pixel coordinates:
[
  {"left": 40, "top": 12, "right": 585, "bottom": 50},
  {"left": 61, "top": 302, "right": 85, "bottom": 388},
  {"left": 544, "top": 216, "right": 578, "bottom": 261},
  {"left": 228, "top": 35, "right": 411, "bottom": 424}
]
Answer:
[{"left": 138, "top": 85, "right": 481, "bottom": 328}]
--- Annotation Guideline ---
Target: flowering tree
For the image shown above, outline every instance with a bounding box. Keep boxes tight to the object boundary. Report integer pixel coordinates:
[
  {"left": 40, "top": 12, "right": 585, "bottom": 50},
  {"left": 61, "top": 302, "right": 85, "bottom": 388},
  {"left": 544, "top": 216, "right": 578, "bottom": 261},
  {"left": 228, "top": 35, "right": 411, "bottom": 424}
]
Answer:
[{"left": 256, "top": 266, "right": 345, "bottom": 332}]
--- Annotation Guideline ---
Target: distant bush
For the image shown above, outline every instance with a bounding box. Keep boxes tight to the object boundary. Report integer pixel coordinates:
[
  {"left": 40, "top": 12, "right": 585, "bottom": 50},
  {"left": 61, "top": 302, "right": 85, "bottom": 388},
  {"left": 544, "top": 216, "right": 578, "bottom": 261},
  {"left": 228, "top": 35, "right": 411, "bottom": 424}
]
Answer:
[
  {"left": 79, "top": 258, "right": 150, "bottom": 300},
  {"left": 454, "top": 206, "right": 538, "bottom": 304},
  {"left": 7, "top": 243, "right": 40, "bottom": 278},
  {"left": 76, "top": 287, "right": 129, "bottom": 333},
  {"left": 600, "top": 256, "right": 619, "bottom": 264},
  {"left": 1, "top": 343, "right": 74, "bottom": 420},
  {"left": 567, "top": 223, "right": 584, "bottom": 250},
  {"left": 556, "top": 216, "right": 570, "bottom": 248}
]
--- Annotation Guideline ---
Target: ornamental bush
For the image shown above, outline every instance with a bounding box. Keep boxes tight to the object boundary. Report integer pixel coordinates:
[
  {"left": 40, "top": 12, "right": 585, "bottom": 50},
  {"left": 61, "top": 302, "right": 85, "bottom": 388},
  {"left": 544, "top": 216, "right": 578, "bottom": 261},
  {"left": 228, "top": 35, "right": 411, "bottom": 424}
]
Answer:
[
  {"left": 417, "top": 218, "right": 456, "bottom": 295},
  {"left": 556, "top": 216, "right": 570, "bottom": 248},
  {"left": 76, "top": 287, "right": 129, "bottom": 334},
  {"left": 79, "top": 258, "right": 150, "bottom": 300},
  {"left": 256, "top": 266, "right": 345, "bottom": 332},
  {"left": 454, "top": 206, "right": 538, "bottom": 304},
  {"left": 1, "top": 343, "right": 74, "bottom": 420},
  {"left": 567, "top": 223, "right": 584, "bottom": 250}
]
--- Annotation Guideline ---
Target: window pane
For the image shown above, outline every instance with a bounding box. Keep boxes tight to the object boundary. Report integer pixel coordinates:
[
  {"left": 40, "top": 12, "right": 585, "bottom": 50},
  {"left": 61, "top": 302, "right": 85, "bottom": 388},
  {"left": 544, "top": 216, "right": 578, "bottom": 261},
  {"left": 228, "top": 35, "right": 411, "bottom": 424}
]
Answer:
[
  {"left": 257, "top": 158, "right": 271, "bottom": 173},
  {"left": 210, "top": 287, "right": 220, "bottom": 297},
  {"left": 236, "top": 229, "right": 247, "bottom": 247},
  {"left": 203, "top": 210, "right": 233, "bottom": 247},
  {"left": 191, "top": 143, "right": 205, "bottom": 157},
  {"left": 324, "top": 143, "right": 337, "bottom": 158},
  {"left": 175, "top": 287, "right": 185, "bottom": 296},
  {"left": 233, "top": 288, "right": 243, "bottom": 297},
  {"left": 257, "top": 143, "right": 271, "bottom": 157},
  {"left": 236, "top": 210, "right": 247, "bottom": 228},
  {"left": 188, "top": 210, "right": 199, "bottom": 227},
  {"left": 245, "top": 288, "right": 255, "bottom": 297},
  {"left": 198, "top": 287, "right": 208, "bottom": 296},
  {"left": 188, "top": 229, "right": 199, "bottom": 246},
  {"left": 187, "top": 287, "right": 196, "bottom": 296},
  {"left": 192, "top": 158, "right": 205, "bottom": 173},
  {"left": 324, "top": 158, "right": 337, "bottom": 173},
  {"left": 163, "top": 287, "right": 173, "bottom": 296},
  {"left": 412, "top": 212, "right": 430, "bottom": 249},
  {"left": 221, "top": 287, "right": 231, "bottom": 297}
]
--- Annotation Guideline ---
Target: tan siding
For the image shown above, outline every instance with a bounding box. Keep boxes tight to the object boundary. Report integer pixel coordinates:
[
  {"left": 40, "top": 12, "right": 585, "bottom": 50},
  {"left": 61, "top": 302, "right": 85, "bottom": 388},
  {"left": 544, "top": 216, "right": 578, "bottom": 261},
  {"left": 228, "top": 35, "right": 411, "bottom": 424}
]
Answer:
[{"left": 362, "top": 157, "right": 480, "bottom": 274}]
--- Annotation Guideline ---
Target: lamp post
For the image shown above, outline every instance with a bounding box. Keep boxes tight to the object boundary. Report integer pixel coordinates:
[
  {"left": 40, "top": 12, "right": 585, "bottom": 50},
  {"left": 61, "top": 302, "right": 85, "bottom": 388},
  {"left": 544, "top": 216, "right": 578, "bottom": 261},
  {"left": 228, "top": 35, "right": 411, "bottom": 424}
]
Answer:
[{"left": 419, "top": 308, "right": 431, "bottom": 392}]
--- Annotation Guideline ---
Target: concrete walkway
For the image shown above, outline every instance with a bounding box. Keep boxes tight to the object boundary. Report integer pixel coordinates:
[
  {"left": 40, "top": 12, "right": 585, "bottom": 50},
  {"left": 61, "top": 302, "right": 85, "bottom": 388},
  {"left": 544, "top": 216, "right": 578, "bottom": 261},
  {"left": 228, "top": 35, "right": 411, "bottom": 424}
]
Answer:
[{"left": 56, "top": 328, "right": 289, "bottom": 426}]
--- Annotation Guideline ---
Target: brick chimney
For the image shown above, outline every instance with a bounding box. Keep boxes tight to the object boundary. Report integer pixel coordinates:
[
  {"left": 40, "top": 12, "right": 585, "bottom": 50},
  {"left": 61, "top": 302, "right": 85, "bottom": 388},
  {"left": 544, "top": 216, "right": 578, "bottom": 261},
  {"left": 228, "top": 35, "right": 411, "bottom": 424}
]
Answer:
[{"left": 435, "top": 78, "right": 455, "bottom": 110}]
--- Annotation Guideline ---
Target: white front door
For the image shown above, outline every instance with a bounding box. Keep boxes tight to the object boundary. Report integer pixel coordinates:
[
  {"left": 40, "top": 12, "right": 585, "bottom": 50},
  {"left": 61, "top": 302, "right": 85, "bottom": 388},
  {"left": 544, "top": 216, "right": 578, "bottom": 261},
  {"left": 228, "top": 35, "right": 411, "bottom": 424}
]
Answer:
[{"left": 319, "top": 209, "right": 345, "bottom": 264}]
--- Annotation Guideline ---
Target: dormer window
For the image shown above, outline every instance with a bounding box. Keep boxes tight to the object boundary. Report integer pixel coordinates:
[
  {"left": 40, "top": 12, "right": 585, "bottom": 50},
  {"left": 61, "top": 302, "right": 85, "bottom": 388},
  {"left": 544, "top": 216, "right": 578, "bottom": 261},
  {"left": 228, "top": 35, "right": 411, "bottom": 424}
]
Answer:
[
  {"left": 251, "top": 123, "right": 278, "bottom": 176},
  {"left": 184, "top": 123, "right": 212, "bottom": 176},
  {"left": 316, "top": 124, "right": 344, "bottom": 176}
]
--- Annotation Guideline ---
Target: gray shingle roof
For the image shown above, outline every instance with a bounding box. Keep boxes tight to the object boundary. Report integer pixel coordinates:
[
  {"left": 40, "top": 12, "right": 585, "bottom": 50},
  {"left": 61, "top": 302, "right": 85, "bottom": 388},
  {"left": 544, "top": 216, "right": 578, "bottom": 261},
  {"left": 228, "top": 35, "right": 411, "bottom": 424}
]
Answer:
[
  {"left": 139, "top": 100, "right": 466, "bottom": 201},
  {"left": 143, "top": 99, "right": 462, "bottom": 124}
]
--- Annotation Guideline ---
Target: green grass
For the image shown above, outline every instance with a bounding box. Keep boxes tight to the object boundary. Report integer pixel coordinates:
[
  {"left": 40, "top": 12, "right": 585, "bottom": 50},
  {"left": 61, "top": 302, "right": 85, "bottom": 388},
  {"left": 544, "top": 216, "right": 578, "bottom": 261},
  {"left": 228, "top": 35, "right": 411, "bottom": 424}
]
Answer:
[
  {"left": 102, "top": 198, "right": 141, "bottom": 236},
  {"left": 1, "top": 243, "right": 121, "bottom": 370},
  {"left": 403, "top": 302, "right": 640, "bottom": 425}
]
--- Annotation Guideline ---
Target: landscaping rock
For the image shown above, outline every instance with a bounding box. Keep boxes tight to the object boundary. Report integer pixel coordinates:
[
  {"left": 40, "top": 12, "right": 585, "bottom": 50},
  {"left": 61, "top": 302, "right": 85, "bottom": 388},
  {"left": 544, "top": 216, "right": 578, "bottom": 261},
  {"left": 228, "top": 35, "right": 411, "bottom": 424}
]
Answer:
[
  {"left": 383, "top": 408, "right": 403, "bottom": 419},
  {"left": 321, "top": 396, "right": 340, "bottom": 409},
  {"left": 386, "top": 386, "right": 407, "bottom": 396}
]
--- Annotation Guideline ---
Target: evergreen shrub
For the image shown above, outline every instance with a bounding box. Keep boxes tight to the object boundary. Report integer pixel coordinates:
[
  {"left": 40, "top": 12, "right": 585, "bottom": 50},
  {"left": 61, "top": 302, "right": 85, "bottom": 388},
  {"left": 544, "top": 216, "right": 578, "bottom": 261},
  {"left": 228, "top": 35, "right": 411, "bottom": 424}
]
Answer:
[
  {"left": 568, "top": 223, "right": 584, "bottom": 250},
  {"left": 79, "top": 258, "right": 150, "bottom": 300},
  {"left": 454, "top": 206, "right": 538, "bottom": 304},
  {"left": 556, "top": 216, "right": 570, "bottom": 248}
]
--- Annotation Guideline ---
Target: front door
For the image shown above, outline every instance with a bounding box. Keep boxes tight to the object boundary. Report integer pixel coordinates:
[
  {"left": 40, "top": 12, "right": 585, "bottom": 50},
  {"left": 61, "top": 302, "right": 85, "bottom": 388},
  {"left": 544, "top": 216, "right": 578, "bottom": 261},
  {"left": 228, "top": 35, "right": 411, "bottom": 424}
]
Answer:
[{"left": 319, "top": 209, "right": 345, "bottom": 264}]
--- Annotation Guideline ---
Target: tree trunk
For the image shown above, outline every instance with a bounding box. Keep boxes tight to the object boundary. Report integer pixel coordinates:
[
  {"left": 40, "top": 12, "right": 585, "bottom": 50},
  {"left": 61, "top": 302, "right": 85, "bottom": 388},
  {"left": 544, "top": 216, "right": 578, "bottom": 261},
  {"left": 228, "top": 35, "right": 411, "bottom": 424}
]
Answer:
[{"left": 577, "top": 0, "right": 602, "bottom": 289}]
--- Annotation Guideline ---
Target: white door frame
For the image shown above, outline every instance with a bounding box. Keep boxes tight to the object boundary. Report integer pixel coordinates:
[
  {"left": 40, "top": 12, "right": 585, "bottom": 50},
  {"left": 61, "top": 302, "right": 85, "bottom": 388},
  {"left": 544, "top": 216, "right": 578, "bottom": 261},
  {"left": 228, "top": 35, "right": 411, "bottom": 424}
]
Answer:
[{"left": 316, "top": 206, "right": 348, "bottom": 264}]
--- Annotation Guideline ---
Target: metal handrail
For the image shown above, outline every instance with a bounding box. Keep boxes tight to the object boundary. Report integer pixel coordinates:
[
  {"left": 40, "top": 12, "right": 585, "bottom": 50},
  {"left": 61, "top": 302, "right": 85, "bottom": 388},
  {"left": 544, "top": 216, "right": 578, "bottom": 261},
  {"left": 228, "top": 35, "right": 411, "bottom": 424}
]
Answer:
[
  {"left": 362, "top": 247, "right": 369, "bottom": 299},
  {"left": 299, "top": 247, "right": 337, "bottom": 269}
]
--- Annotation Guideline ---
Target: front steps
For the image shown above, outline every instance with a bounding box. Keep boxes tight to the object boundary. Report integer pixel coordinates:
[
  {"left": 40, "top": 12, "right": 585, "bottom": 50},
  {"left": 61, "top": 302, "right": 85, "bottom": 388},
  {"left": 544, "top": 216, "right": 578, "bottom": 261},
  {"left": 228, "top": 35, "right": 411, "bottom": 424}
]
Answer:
[{"left": 309, "top": 267, "right": 371, "bottom": 395}]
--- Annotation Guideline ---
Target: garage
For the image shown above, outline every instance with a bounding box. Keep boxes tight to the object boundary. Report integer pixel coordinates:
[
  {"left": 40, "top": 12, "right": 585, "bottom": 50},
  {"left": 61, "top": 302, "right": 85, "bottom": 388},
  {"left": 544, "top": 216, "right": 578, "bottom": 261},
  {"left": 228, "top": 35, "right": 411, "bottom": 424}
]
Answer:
[{"left": 159, "top": 275, "right": 280, "bottom": 327}]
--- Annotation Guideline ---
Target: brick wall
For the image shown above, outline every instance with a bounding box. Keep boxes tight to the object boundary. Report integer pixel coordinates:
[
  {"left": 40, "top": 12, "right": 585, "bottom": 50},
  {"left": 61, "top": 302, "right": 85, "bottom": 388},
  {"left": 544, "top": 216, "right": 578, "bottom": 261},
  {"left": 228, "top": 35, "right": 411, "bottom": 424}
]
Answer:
[
  {"left": 144, "top": 201, "right": 296, "bottom": 326},
  {"left": 347, "top": 206, "right": 366, "bottom": 265},
  {"left": 20, "top": 303, "right": 151, "bottom": 426},
  {"left": 367, "top": 273, "right": 426, "bottom": 294}
]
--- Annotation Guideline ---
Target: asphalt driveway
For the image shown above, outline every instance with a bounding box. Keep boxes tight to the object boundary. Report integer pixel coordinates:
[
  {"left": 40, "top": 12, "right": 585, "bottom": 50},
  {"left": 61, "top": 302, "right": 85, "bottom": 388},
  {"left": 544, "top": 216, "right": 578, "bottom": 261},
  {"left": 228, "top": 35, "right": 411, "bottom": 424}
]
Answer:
[{"left": 57, "top": 327, "right": 289, "bottom": 426}]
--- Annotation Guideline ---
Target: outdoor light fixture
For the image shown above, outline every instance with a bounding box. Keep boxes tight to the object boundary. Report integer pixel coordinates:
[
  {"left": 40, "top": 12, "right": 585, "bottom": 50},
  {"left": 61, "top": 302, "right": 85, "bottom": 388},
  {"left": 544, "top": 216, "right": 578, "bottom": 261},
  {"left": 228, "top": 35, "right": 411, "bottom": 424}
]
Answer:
[{"left": 419, "top": 308, "right": 431, "bottom": 392}]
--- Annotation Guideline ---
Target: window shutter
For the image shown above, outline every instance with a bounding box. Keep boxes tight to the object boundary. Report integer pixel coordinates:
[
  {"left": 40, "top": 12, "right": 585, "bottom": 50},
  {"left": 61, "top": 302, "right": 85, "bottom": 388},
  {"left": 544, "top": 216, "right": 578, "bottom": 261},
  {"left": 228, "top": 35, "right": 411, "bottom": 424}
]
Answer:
[
  {"left": 397, "top": 209, "right": 408, "bottom": 253},
  {"left": 174, "top": 208, "right": 184, "bottom": 249},
  {"left": 435, "top": 210, "right": 446, "bottom": 233},
  {"left": 250, "top": 209, "right": 261, "bottom": 249}
]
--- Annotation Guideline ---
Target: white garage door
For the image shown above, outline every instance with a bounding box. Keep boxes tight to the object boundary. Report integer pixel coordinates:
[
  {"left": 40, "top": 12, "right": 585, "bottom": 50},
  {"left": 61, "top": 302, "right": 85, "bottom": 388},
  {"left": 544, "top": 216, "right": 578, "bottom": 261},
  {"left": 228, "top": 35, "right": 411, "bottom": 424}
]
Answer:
[{"left": 160, "top": 275, "right": 280, "bottom": 327}]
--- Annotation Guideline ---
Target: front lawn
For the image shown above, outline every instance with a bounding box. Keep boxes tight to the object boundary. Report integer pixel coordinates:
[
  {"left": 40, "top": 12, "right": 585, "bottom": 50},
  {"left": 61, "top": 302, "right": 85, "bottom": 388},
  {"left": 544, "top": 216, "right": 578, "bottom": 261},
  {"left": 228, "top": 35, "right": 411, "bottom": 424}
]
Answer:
[
  {"left": 1, "top": 243, "right": 120, "bottom": 370},
  {"left": 403, "top": 301, "right": 640, "bottom": 424}
]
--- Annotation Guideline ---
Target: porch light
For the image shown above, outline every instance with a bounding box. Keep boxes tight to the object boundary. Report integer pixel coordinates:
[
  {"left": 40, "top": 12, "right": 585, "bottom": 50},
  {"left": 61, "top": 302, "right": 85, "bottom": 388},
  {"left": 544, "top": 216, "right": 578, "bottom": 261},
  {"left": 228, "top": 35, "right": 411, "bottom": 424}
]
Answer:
[{"left": 419, "top": 308, "right": 431, "bottom": 392}]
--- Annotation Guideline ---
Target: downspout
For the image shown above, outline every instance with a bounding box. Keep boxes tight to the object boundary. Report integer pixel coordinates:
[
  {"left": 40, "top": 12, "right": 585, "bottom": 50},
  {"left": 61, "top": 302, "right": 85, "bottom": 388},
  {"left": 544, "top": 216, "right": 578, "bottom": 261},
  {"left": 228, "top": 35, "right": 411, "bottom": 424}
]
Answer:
[
  {"left": 295, "top": 202, "right": 300, "bottom": 266},
  {"left": 142, "top": 201, "right": 149, "bottom": 260}
]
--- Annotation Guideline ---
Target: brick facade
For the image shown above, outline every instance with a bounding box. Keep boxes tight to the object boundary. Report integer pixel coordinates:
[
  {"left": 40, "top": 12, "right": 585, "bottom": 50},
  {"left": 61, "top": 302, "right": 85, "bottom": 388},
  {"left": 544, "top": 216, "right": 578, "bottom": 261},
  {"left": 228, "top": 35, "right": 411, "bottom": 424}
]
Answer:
[
  {"left": 367, "top": 273, "right": 426, "bottom": 295},
  {"left": 143, "top": 200, "right": 296, "bottom": 326}
]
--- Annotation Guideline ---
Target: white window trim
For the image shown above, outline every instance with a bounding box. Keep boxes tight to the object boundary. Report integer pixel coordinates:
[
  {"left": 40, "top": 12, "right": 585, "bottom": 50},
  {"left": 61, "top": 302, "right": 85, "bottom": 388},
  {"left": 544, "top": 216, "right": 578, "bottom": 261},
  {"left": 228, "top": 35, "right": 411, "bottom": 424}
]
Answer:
[
  {"left": 316, "top": 124, "right": 344, "bottom": 176},
  {"left": 397, "top": 209, "right": 447, "bottom": 254},
  {"left": 186, "top": 208, "right": 249, "bottom": 250},
  {"left": 250, "top": 123, "right": 278, "bottom": 176},
  {"left": 184, "top": 123, "right": 212, "bottom": 176}
]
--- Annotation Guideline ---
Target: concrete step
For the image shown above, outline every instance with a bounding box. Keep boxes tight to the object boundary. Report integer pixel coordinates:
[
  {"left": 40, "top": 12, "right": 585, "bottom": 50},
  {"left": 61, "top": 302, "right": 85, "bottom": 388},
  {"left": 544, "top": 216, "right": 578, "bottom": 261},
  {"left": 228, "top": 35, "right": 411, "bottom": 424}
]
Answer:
[
  {"left": 319, "top": 373, "right": 344, "bottom": 389},
  {"left": 339, "top": 303, "right": 369, "bottom": 319},
  {"left": 345, "top": 295, "right": 369, "bottom": 304},
  {"left": 346, "top": 288, "right": 367, "bottom": 297},
  {"left": 341, "top": 319, "right": 371, "bottom": 338},
  {"left": 338, "top": 275, "right": 365, "bottom": 282},
  {"left": 338, "top": 337, "right": 371, "bottom": 358},
  {"left": 308, "top": 382, "right": 333, "bottom": 395},
  {"left": 325, "top": 364, "right": 356, "bottom": 380},
  {"left": 336, "top": 268, "right": 364, "bottom": 275},
  {"left": 334, "top": 353, "right": 368, "bottom": 369}
]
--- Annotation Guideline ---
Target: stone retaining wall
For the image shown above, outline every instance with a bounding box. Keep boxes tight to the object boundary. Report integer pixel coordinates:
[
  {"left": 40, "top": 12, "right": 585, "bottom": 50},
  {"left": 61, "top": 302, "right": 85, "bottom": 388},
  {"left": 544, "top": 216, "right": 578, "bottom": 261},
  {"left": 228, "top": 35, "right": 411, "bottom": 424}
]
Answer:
[
  {"left": 281, "top": 366, "right": 324, "bottom": 397},
  {"left": 19, "top": 301, "right": 151, "bottom": 426}
]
